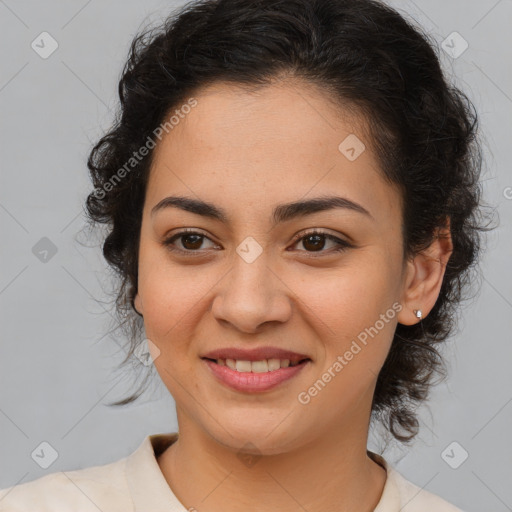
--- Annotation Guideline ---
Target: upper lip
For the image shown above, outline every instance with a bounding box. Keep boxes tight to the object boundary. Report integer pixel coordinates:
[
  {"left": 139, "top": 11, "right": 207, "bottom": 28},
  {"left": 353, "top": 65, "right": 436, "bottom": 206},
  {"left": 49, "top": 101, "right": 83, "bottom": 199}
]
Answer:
[{"left": 201, "top": 347, "right": 311, "bottom": 363}]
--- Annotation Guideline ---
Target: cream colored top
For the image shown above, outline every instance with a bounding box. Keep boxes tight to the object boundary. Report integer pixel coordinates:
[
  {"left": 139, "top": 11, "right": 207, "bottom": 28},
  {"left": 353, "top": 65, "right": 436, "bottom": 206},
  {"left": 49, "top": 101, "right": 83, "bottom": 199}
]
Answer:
[{"left": 0, "top": 432, "right": 464, "bottom": 511}]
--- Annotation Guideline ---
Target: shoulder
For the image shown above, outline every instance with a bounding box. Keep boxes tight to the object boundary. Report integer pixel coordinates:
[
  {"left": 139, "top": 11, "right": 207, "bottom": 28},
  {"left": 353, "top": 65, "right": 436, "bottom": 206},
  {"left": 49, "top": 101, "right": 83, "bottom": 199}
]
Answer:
[
  {"left": 0, "top": 456, "right": 132, "bottom": 512},
  {"left": 369, "top": 450, "right": 465, "bottom": 512},
  {"left": 389, "top": 466, "right": 465, "bottom": 512}
]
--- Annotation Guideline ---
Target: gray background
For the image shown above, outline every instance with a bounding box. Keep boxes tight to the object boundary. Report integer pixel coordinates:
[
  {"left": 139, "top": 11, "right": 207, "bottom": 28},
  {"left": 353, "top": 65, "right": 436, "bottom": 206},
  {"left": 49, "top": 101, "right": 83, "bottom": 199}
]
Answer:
[{"left": 0, "top": 0, "right": 511, "bottom": 510}]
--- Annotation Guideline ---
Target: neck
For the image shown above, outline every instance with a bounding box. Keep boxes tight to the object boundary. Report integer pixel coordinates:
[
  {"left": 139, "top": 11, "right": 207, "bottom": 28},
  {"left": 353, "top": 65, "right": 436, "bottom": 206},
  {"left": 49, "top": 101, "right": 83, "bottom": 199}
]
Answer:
[{"left": 157, "top": 405, "right": 387, "bottom": 512}]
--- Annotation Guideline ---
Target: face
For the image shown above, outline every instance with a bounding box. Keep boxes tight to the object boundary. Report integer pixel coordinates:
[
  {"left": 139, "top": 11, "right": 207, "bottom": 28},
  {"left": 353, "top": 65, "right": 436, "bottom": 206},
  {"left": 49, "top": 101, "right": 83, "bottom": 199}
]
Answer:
[{"left": 134, "top": 79, "right": 413, "bottom": 454}]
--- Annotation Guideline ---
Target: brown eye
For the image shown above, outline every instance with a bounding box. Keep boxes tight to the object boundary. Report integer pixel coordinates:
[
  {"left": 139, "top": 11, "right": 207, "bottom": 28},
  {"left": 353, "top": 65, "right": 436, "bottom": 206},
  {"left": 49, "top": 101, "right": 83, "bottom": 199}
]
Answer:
[
  {"left": 302, "top": 234, "right": 327, "bottom": 251},
  {"left": 179, "top": 233, "right": 204, "bottom": 250},
  {"left": 163, "top": 230, "right": 218, "bottom": 254},
  {"left": 290, "top": 230, "right": 353, "bottom": 256}
]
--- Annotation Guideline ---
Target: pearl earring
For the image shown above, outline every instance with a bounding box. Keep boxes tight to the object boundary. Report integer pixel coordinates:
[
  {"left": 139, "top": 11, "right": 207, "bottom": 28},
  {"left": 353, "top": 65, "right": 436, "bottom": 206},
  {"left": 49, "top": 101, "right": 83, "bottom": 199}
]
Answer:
[{"left": 413, "top": 309, "right": 422, "bottom": 320}]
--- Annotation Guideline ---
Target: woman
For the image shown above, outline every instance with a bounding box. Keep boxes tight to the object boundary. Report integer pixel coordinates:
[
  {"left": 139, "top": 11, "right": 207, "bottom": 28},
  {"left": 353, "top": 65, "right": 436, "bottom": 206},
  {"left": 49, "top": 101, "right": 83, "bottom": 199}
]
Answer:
[{"left": 0, "top": 0, "right": 488, "bottom": 510}]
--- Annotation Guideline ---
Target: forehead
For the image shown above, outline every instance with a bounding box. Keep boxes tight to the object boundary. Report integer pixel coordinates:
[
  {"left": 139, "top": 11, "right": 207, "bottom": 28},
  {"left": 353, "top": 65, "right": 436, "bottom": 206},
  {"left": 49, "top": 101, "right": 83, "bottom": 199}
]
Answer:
[
  {"left": 157, "top": 79, "right": 366, "bottom": 163},
  {"left": 145, "top": 80, "right": 401, "bottom": 225}
]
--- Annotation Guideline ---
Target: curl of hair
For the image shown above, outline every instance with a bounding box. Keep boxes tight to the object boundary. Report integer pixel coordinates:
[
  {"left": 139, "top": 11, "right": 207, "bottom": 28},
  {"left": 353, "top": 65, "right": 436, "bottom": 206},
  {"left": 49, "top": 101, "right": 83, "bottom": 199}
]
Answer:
[{"left": 84, "top": 0, "right": 495, "bottom": 443}]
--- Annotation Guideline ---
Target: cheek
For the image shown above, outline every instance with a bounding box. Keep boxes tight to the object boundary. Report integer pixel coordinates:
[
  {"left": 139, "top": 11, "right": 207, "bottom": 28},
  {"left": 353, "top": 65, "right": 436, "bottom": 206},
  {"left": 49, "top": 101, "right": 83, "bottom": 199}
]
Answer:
[
  {"left": 138, "top": 242, "right": 211, "bottom": 316},
  {"left": 289, "top": 255, "right": 400, "bottom": 372},
  {"left": 293, "top": 257, "right": 399, "bottom": 330},
  {"left": 137, "top": 260, "right": 206, "bottom": 394},
  {"left": 291, "top": 269, "right": 400, "bottom": 413}
]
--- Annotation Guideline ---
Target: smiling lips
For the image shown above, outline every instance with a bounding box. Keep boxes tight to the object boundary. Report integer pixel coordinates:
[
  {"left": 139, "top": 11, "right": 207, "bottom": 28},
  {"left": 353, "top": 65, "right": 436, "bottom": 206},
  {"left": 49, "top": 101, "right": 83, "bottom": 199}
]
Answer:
[{"left": 201, "top": 346, "right": 311, "bottom": 392}]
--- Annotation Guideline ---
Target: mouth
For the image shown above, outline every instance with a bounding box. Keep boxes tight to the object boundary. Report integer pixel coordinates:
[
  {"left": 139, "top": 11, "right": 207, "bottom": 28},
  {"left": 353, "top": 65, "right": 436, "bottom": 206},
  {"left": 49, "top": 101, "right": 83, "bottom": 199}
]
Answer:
[
  {"left": 201, "top": 356, "right": 310, "bottom": 372},
  {"left": 201, "top": 355, "right": 312, "bottom": 392}
]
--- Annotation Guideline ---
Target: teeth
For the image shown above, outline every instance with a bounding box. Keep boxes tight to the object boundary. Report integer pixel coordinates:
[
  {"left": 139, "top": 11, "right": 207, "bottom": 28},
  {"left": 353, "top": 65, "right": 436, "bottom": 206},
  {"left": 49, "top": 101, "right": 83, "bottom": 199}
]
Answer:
[
  {"left": 216, "top": 358, "right": 300, "bottom": 372},
  {"left": 251, "top": 360, "right": 268, "bottom": 373},
  {"left": 235, "top": 360, "right": 252, "bottom": 372},
  {"left": 268, "top": 358, "right": 281, "bottom": 371}
]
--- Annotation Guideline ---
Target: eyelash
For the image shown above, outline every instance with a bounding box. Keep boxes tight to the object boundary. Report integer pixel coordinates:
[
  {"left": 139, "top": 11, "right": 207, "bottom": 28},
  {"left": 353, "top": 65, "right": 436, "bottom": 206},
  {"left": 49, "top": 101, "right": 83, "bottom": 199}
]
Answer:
[{"left": 162, "top": 228, "right": 353, "bottom": 257}]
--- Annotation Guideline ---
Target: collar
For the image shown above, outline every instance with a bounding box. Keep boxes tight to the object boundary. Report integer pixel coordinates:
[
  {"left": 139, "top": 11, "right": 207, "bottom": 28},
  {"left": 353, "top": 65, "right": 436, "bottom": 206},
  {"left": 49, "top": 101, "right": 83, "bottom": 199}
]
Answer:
[
  {"left": 367, "top": 449, "right": 401, "bottom": 511},
  {"left": 126, "top": 432, "right": 400, "bottom": 511},
  {"left": 126, "top": 432, "right": 187, "bottom": 511}
]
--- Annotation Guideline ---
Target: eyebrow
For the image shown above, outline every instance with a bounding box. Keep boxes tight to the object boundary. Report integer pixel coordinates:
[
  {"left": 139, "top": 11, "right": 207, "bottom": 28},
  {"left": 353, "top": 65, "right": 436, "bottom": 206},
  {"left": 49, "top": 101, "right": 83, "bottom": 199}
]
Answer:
[{"left": 151, "top": 195, "right": 373, "bottom": 224}]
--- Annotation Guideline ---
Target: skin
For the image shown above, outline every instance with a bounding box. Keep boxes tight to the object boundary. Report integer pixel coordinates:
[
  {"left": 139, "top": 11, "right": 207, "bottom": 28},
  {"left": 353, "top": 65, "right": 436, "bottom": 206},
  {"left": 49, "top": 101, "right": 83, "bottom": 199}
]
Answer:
[{"left": 133, "top": 78, "right": 453, "bottom": 512}]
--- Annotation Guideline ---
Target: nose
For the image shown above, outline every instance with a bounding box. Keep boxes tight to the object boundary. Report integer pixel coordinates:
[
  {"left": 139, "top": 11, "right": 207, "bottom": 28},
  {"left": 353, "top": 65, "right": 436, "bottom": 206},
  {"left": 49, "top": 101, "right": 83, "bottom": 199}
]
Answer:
[{"left": 210, "top": 251, "right": 292, "bottom": 334}]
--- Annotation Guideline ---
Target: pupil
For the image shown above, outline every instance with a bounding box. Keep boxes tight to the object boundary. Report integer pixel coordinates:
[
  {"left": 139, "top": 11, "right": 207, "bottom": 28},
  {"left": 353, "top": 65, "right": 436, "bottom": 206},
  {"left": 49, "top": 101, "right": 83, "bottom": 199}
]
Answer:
[
  {"left": 304, "top": 234, "right": 325, "bottom": 251},
  {"left": 183, "top": 234, "right": 203, "bottom": 249}
]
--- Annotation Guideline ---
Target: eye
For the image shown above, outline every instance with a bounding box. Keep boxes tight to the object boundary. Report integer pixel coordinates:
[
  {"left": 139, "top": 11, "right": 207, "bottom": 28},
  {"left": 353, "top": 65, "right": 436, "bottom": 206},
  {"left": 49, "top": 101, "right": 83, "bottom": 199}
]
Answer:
[
  {"left": 289, "top": 229, "right": 353, "bottom": 256},
  {"left": 162, "top": 229, "right": 219, "bottom": 255},
  {"left": 162, "top": 228, "right": 353, "bottom": 257}
]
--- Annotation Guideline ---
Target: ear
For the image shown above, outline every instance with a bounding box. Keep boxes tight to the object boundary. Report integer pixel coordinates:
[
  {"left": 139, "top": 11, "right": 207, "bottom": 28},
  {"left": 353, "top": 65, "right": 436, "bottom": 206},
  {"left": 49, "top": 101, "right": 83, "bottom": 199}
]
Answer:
[
  {"left": 134, "top": 292, "right": 144, "bottom": 316},
  {"left": 397, "top": 219, "right": 453, "bottom": 326}
]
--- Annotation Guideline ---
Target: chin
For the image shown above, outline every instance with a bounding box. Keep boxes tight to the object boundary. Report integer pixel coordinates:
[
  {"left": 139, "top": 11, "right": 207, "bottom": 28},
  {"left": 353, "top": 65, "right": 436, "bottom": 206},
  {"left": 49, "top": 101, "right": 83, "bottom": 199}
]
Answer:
[{"left": 204, "top": 418, "right": 306, "bottom": 456}]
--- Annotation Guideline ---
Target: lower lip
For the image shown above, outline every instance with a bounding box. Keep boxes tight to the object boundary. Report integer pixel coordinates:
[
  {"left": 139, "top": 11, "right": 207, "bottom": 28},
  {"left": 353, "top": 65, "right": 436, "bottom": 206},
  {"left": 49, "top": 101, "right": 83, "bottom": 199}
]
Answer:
[{"left": 202, "top": 359, "right": 310, "bottom": 392}]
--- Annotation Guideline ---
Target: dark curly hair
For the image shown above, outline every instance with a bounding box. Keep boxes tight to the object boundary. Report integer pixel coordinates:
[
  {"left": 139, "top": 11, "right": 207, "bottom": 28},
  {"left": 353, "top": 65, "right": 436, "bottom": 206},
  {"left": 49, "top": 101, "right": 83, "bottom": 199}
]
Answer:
[{"left": 82, "top": 0, "right": 494, "bottom": 443}]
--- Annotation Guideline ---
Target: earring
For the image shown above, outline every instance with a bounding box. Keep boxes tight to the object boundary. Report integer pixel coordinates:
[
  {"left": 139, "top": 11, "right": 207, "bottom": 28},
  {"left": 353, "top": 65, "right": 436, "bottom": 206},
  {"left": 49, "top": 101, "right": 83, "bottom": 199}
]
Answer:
[{"left": 413, "top": 309, "right": 422, "bottom": 320}]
